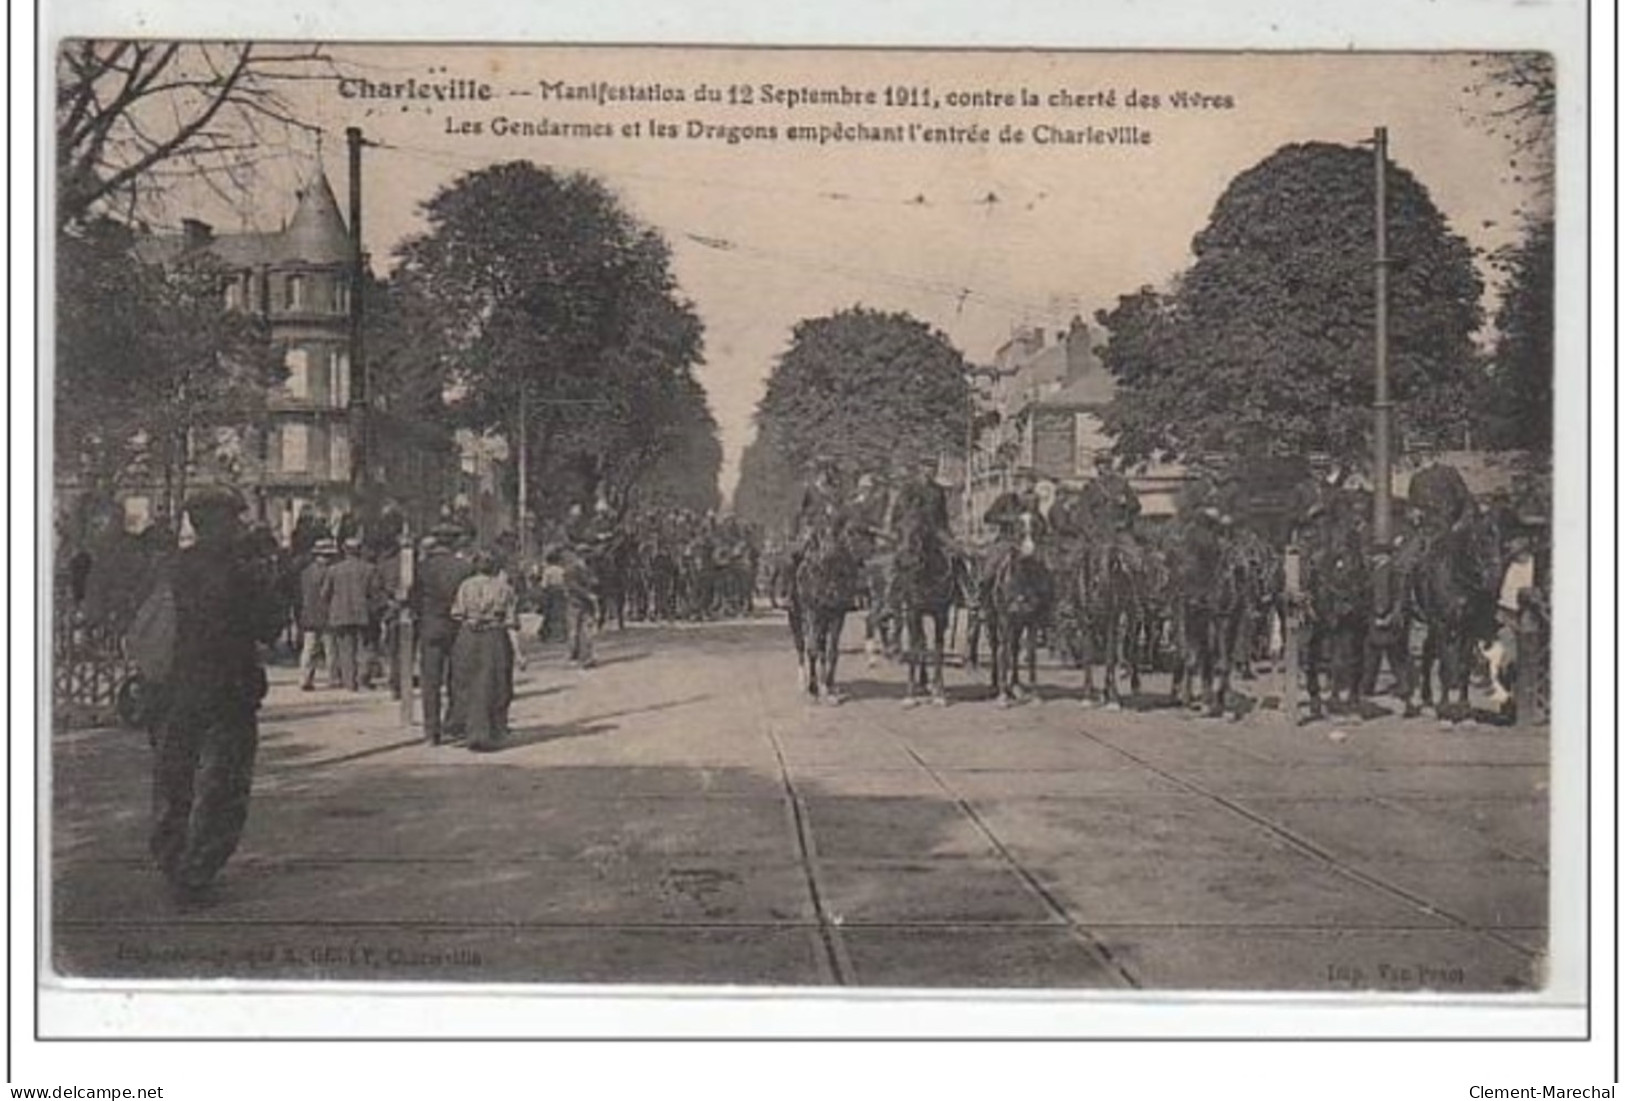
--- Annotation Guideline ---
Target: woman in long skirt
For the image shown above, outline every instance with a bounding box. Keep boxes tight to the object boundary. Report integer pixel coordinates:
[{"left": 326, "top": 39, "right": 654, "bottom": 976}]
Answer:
[{"left": 447, "top": 551, "right": 521, "bottom": 752}]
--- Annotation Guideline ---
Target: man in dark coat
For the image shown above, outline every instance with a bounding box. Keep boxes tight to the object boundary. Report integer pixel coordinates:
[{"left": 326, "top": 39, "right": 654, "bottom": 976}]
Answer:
[
  {"left": 791, "top": 457, "right": 845, "bottom": 557},
  {"left": 297, "top": 538, "right": 339, "bottom": 690},
  {"left": 149, "top": 486, "right": 283, "bottom": 906},
  {"left": 410, "top": 524, "right": 474, "bottom": 743},
  {"left": 891, "top": 455, "right": 951, "bottom": 539}
]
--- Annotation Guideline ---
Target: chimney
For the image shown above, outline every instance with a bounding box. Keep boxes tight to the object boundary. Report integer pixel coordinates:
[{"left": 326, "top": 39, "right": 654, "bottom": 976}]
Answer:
[
  {"left": 1065, "top": 316, "right": 1092, "bottom": 381},
  {"left": 181, "top": 218, "right": 213, "bottom": 249}
]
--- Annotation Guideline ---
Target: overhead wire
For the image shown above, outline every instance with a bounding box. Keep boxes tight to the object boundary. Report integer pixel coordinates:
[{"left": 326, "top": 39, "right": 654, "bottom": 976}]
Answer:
[{"left": 352, "top": 131, "right": 1083, "bottom": 326}]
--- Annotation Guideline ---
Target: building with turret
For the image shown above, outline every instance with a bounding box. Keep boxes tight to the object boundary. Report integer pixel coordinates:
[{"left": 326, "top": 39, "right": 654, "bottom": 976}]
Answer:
[{"left": 122, "top": 168, "right": 457, "bottom": 543}]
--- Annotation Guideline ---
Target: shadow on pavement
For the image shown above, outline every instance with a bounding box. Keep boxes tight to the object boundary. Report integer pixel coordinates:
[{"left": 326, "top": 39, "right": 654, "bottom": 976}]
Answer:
[
  {"left": 510, "top": 683, "right": 572, "bottom": 703},
  {"left": 587, "top": 650, "right": 652, "bottom": 669},
  {"left": 492, "top": 720, "right": 618, "bottom": 751}
]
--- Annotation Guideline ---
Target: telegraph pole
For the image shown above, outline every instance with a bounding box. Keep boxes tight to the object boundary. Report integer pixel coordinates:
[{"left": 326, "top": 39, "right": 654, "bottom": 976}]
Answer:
[
  {"left": 346, "top": 126, "right": 369, "bottom": 505},
  {"left": 517, "top": 381, "right": 530, "bottom": 561},
  {"left": 1371, "top": 126, "right": 1394, "bottom": 548}
]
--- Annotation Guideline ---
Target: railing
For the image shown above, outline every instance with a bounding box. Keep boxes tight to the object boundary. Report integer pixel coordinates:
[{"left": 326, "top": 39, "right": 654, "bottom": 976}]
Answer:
[{"left": 51, "top": 585, "right": 134, "bottom": 729}]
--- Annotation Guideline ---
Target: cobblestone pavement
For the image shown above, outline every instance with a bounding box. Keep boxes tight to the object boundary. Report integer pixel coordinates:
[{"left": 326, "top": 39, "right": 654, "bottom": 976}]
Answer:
[{"left": 50, "top": 613, "right": 1550, "bottom": 992}]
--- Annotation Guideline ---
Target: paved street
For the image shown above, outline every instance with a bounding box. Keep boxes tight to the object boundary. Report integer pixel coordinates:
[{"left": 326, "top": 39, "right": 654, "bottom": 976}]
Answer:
[{"left": 51, "top": 613, "right": 1548, "bottom": 991}]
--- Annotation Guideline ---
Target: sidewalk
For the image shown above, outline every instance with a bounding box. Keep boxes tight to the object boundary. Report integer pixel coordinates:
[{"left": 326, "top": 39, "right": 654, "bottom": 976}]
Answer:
[{"left": 49, "top": 615, "right": 1550, "bottom": 992}]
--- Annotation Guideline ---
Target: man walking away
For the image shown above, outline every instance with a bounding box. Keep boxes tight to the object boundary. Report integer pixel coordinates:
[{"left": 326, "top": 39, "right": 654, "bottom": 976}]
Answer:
[
  {"left": 297, "top": 538, "right": 339, "bottom": 690},
  {"left": 149, "top": 486, "right": 283, "bottom": 906},
  {"left": 324, "top": 537, "right": 381, "bottom": 692},
  {"left": 410, "top": 524, "right": 474, "bottom": 743}
]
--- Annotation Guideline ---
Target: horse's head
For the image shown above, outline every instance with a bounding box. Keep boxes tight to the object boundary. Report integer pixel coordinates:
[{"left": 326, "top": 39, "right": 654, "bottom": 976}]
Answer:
[{"left": 1015, "top": 510, "right": 1039, "bottom": 560}]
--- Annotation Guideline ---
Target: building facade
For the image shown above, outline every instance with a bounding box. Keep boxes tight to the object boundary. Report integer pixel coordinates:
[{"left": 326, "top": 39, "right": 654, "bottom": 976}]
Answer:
[
  {"left": 961, "top": 317, "right": 1187, "bottom": 535},
  {"left": 119, "top": 169, "right": 457, "bottom": 543}
]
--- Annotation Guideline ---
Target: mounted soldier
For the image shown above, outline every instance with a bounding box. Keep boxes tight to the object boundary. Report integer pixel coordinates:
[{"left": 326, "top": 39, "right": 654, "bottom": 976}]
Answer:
[
  {"left": 983, "top": 467, "right": 1048, "bottom": 545},
  {"left": 1089, "top": 452, "right": 1140, "bottom": 533},
  {"left": 902, "top": 456, "right": 950, "bottom": 535},
  {"left": 790, "top": 454, "right": 847, "bottom": 571}
]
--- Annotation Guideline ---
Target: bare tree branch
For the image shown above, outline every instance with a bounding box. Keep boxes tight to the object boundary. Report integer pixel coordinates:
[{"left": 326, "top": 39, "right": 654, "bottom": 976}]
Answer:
[{"left": 56, "top": 40, "right": 338, "bottom": 227}]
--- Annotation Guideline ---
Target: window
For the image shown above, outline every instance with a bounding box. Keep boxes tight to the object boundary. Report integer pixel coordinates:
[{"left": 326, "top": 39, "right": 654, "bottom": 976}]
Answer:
[
  {"left": 285, "top": 347, "right": 310, "bottom": 400},
  {"left": 330, "top": 427, "right": 351, "bottom": 482},
  {"left": 281, "top": 423, "right": 310, "bottom": 473},
  {"left": 333, "top": 349, "right": 351, "bottom": 407},
  {"left": 224, "top": 278, "right": 243, "bottom": 311},
  {"left": 284, "top": 274, "right": 306, "bottom": 311},
  {"left": 1074, "top": 411, "right": 1108, "bottom": 475},
  {"left": 334, "top": 281, "right": 349, "bottom": 315}
]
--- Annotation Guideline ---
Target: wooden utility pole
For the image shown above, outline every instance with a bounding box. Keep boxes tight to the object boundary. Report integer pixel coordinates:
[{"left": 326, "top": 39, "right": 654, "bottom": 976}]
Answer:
[
  {"left": 1371, "top": 126, "right": 1394, "bottom": 548},
  {"left": 517, "top": 381, "right": 530, "bottom": 561},
  {"left": 346, "top": 126, "right": 369, "bottom": 503}
]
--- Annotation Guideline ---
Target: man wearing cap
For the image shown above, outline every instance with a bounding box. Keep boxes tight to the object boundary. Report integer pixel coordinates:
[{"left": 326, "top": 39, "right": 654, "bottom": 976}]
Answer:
[
  {"left": 297, "top": 538, "right": 340, "bottom": 690},
  {"left": 410, "top": 523, "right": 474, "bottom": 743},
  {"left": 148, "top": 486, "right": 283, "bottom": 905},
  {"left": 323, "top": 536, "right": 383, "bottom": 692}
]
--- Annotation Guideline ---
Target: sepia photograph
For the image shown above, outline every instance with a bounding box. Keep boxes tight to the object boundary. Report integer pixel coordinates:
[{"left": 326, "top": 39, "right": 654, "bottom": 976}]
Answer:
[{"left": 43, "top": 38, "right": 1574, "bottom": 1014}]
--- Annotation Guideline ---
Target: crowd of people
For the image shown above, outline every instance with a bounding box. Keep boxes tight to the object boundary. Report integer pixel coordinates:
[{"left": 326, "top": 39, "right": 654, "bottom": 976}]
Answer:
[
  {"left": 285, "top": 516, "right": 533, "bottom": 751},
  {"left": 56, "top": 456, "right": 1545, "bottom": 911}
]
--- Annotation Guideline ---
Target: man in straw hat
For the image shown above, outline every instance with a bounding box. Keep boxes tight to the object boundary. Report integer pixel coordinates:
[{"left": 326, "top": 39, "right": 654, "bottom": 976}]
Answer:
[{"left": 297, "top": 537, "right": 340, "bottom": 691}]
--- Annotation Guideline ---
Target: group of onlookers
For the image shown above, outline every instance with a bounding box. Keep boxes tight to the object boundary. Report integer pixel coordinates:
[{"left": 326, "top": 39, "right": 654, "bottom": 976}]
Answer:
[
  {"left": 294, "top": 536, "right": 390, "bottom": 692},
  {"left": 291, "top": 522, "right": 527, "bottom": 751}
]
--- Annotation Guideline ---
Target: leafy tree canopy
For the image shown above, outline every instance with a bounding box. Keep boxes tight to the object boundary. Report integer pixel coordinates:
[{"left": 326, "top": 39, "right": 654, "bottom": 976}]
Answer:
[
  {"left": 1098, "top": 141, "right": 1484, "bottom": 468},
  {"left": 733, "top": 419, "right": 800, "bottom": 535},
  {"left": 755, "top": 306, "right": 971, "bottom": 481},
  {"left": 1478, "top": 217, "right": 1553, "bottom": 454},
  {"left": 390, "top": 160, "right": 719, "bottom": 521}
]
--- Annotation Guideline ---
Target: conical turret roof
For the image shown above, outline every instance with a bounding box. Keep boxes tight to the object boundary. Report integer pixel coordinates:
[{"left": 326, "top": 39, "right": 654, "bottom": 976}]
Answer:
[{"left": 281, "top": 168, "right": 351, "bottom": 265}]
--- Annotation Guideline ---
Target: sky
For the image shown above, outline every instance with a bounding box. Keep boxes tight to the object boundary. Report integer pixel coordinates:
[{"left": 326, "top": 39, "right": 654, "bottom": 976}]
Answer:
[{"left": 155, "top": 46, "right": 1539, "bottom": 500}]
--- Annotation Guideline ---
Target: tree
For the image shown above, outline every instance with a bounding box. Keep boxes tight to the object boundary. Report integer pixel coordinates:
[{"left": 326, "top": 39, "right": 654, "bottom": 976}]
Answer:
[
  {"left": 733, "top": 420, "right": 800, "bottom": 534},
  {"left": 55, "top": 219, "right": 281, "bottom": 520},
  {"left": 755, "top": 306, "right": 971, "bottom": 479},
  {"left": 1091, "top": 284, "right": 1187, "bottom": 463},
  {"left": 56, "top": 41, "right": 336, "bottom": 228},
  {"left": 1464, "top": 52, "right": 1555, "bottom": 217},
  {"left": 1478, "top": 217, "right": 1554, "bottom": 454},
  {"left": 1099, "top": 142, "right": 1484, "bottom": 467},
  {"left": 391, "top": 161, "right": 717, "bottom": 522},
  {"left": 1465, "top": 52, "right": 1555, "bottom": 460},
  {"left": 628, "top": 376, "right": 724, "bottom": 513}
]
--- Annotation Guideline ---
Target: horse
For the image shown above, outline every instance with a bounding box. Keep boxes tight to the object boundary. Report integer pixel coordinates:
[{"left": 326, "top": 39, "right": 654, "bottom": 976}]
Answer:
[
  {"left": 952, "top": 544, "right": 989, "bottom": 671},
  {"left": 981, "top": 510, "right": 1053, "bottom": 706},
  {"left": 890, "top": 488, "right": 957, "bottom": 706},
  {"left": 787, "top": 523, "right": 861, "bottom": 705},
  {"left": 859, "top": 550, "right": 902, "bottom": 666},
  {"left": 1412, "top": 506, "right": 1503, "bottom": 722},
  {"left": 1298, "top": 508, "right": 1372, "bottom": 719},
  {"left": 585, "top": 529, "right": 635, "bottom": 632},
  {"left": 1229, "top": 526, "right": 1283, "bottom": 679},
  {"left": 1169, "top": 509, "right": 1251, "bottom": 718},
  {"left": 1065, "top": 479, "right": 1148, "bottom": 710}
]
